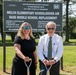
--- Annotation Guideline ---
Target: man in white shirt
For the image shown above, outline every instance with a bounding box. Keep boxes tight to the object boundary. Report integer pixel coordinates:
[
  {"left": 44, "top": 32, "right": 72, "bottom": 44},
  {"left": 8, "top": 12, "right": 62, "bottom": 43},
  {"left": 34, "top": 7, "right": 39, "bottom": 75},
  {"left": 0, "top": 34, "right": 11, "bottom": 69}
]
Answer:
[{"left": 38, "top": 21, "right": 63, "bottom": 75}]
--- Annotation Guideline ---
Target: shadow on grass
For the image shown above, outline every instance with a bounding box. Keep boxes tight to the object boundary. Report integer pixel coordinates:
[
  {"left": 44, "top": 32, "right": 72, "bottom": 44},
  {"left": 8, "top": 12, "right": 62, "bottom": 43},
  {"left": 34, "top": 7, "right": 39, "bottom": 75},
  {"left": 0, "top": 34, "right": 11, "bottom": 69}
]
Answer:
[
  {"left": 0, "top": 40, "right": 13, "bottom": 43},
  {"left": 60, "top": 74, "right": 68, "bottom": 75},
  {"left": 5, "top": 72, "right": 10, "bottom": 74},
  {"left": 63, "top": 42, "right": 76, "bottom": 45}
]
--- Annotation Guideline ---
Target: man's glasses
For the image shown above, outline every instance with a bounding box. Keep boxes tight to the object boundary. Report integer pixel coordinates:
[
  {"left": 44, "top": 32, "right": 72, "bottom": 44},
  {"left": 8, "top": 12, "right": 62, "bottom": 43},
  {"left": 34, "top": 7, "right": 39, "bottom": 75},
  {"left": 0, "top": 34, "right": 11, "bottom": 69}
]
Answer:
[
  {"left": 47, "top": 28, "right": 55, "bottom": 30},
  {"left": 22, "top": 26, "right": 31, "bottom": 30}
]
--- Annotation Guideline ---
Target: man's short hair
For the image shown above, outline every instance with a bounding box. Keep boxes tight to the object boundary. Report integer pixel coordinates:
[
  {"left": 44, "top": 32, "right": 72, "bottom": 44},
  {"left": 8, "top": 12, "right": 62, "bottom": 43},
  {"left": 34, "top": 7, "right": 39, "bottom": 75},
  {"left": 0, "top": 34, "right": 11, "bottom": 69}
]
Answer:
[{"left": 46, "top": 21, "right": 56, "bottom": 29}]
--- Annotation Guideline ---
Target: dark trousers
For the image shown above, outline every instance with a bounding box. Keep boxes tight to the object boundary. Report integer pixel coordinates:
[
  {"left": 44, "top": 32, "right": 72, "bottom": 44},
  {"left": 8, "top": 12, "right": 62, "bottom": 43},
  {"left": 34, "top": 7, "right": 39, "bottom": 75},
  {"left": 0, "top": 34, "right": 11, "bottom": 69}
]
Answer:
[{"left": 39, "top": 60, "right": 60, "bottom": 75}]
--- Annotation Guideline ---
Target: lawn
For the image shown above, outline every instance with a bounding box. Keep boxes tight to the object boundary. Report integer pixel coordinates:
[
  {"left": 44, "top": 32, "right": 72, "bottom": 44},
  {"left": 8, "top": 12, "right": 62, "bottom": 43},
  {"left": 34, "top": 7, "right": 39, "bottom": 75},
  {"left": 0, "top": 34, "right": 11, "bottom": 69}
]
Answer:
[{"left": 0, "top": 46, "right": 76, "bottom": 75}]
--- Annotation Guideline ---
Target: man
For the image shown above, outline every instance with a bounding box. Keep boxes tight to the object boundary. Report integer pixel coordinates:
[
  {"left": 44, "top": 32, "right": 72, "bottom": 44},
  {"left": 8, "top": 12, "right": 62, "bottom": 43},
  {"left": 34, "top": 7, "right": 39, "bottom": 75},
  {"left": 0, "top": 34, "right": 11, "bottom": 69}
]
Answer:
[{"left": 38, "top": 21, "right": 63, "bottom": 75}]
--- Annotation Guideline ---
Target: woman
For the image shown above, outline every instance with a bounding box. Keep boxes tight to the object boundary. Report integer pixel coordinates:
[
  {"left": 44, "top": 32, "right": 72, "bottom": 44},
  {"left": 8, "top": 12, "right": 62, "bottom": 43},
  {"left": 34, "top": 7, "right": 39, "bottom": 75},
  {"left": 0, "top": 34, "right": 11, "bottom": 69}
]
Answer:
[{"left": 11, "top": 22, "right": 37, "bottom": 75}]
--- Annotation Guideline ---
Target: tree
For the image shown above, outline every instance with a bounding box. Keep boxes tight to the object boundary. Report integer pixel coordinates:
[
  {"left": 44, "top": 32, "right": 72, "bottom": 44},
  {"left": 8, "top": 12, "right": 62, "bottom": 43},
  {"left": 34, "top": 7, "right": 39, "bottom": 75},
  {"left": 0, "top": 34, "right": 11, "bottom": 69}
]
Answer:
[
  {"left": 69, "top": 17, "right": 76, "bottom": 39},
  {"left": 64, "top": 0, "right": 70, "bottom": 42},
  {"left": 62, "top": 0, "right": 76, "bottom": 42},
  {"left": 63, "top": 17, "right": 76, "bottom": 38}
]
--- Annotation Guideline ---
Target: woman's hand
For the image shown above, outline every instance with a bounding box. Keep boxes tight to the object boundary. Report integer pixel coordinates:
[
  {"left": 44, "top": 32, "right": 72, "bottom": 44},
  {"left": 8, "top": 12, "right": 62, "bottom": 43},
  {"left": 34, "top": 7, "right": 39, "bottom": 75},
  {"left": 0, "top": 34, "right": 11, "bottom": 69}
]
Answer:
[{"left": 23, "top": 57, "right": 31, "bottom": 62}]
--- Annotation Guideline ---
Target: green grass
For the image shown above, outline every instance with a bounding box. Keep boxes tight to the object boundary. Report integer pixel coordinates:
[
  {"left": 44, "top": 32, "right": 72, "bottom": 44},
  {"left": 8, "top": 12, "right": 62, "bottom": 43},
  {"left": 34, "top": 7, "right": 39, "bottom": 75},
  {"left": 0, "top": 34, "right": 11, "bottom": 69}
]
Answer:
[
  {"left": 0, "top": 46, "right": 76, "bottom": 75},
  {"left": 69, "top": 39, "right": 76, "bottom": 43},
  {"left": 0, "top": 47, "right": 3, "bottom": 69},
  {"left": 0, "top": 47, "right": 15, "bottom": 69},
  {"left": 63, "top": 46, "right": 76, "bottom": 73}
]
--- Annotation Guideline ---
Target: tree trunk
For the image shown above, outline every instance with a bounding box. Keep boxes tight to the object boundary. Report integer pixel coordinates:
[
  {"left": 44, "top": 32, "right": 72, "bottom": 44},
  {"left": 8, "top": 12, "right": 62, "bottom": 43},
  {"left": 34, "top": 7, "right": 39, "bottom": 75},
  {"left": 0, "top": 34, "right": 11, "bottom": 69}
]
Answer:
[
  {"left": 1, "top": 17, "right": 3, "bottom": 43},
  {"left": 65, "top": 0, "right": 69, "bottom": 42},
  {"left": 10, "top": 32, "right": 16, "bottom": 42}
]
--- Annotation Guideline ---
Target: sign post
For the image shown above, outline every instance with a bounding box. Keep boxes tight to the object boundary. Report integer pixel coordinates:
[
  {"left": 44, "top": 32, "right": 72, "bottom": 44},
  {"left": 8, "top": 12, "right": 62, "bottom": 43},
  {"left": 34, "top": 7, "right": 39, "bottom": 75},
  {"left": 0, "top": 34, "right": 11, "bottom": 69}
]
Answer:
[{"left": 3, "top": 32, "right": 6, "bottom": 72}]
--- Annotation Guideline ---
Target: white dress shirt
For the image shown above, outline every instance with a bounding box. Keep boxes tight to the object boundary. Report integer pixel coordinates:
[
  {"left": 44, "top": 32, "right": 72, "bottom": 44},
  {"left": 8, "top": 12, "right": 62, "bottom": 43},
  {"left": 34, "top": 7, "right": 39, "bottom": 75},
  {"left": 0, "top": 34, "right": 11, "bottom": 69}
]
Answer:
[{"left": 37, "top": 34, "right": 63, "bottom": 62}]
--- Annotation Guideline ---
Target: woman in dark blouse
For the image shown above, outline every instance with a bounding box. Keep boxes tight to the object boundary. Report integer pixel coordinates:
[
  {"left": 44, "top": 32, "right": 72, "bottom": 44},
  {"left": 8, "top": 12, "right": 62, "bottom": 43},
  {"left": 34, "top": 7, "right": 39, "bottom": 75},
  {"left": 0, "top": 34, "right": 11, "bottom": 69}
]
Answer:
[{"left": 11, "top": 22, "right": 37, "bottom": 75}]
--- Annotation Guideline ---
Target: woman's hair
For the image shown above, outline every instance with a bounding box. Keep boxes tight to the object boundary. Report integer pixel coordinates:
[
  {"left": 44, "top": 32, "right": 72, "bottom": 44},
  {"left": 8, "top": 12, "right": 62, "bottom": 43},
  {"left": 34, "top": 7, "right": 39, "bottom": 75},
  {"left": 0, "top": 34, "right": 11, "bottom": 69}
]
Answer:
[{"left": 17, "top": 22, "right": 34, "bottom": 39}]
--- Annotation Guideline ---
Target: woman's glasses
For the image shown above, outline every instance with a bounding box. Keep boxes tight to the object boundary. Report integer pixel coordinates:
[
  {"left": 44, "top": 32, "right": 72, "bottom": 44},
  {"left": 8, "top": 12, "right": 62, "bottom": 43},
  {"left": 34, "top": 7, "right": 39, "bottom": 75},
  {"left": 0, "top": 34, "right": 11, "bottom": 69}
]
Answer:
[
  {"left": 47, "top": 28, "right": 55, "bottom": 30},
  {"left": 22, "top": 26, "right": 31, "bottom": 30}
]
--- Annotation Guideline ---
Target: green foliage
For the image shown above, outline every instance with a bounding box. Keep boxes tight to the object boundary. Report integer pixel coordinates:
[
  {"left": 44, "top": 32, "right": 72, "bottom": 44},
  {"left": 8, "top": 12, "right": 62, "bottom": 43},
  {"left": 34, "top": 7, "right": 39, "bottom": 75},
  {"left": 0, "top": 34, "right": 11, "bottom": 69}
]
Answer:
[
  {"left": 63, "top": 17, "right": 76, "bottom": 39},
  {"left": 68, "top": 17, "right": 76, "bottom": 33},
  {"left": 63, "top": 17, "right": 76, "bottom": 32},
  {"left": 33, "top": 32, "right": 43, "bottom": 39}
]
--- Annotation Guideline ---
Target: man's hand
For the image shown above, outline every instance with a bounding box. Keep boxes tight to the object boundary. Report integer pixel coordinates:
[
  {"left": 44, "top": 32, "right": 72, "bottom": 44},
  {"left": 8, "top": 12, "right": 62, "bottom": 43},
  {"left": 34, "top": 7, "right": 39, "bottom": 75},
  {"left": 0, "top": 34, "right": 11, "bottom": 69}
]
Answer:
[
  {"left": 42, "top": 59, "right": 50, "bottom": 66},
  {"left": 49, "top": 59, "right": 56, "bottom": 66}
]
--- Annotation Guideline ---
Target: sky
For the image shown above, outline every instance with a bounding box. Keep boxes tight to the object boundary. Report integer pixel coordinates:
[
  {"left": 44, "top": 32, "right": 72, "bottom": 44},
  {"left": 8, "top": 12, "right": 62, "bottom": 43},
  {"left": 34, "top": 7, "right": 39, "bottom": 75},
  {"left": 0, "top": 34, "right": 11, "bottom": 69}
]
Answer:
[{"left": 63, "top": 3, "right": 76, "bottom": 17}]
